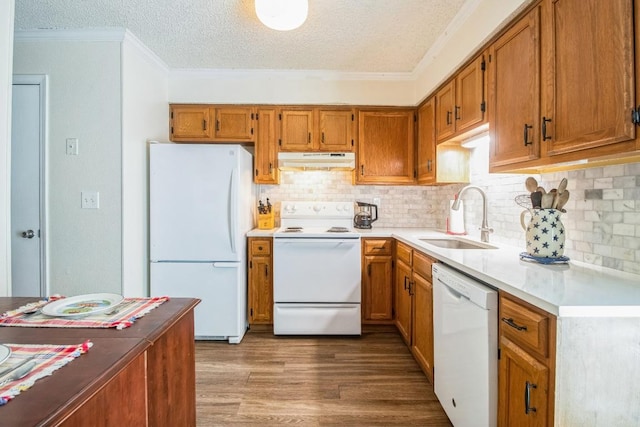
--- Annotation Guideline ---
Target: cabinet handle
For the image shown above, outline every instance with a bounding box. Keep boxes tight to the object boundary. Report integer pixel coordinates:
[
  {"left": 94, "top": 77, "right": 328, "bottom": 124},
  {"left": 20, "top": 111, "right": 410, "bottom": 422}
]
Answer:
[
  {"left": 361, "top": 165, "right": 365, "bottom": 176},
  {"left": 321, "top": 132, "right": 325, "bottom": 143},
  {"left": 216, "top": 120, "right": 220, "bottom": 131},
  {"left": 523, "top": 124, "right": 533, "bottom": 146},
  {"left": 202, "top": 119, "right": 207, "bottom": 131},
  {"left": 265, "top": 265, "right": 269, "bottom": 277},
  {"left": 403, "top": 276, "right": 408, "bottom": 290},
  {"left": 308, "top": 132, "right": 311, "bottom": 144},
  {"left": 501, "top": 317, "right": 528, "bottom": 331},
  {"left": 542, "top": 116, "right": 552, "bottom": 141},
  {"left": 455, "top": 106, "right": 461, "bottom": 120},
  {"left": 446, "top": 110, "right": 452, "bottom": 125},
  {"left": 408, "top": 281, "right": 414, "bottom": 296},
  {"left": 525, "top": 381, "right": 537, "bottom": 415},
  {"left": 427, "top": 159, "right": 432, "bottom": 172},
  {"left": 368, "top": 263, "right": 372, "bottom": 276},
  {"left": 269, "top": 162, "right": 273, "bottom": 173}
]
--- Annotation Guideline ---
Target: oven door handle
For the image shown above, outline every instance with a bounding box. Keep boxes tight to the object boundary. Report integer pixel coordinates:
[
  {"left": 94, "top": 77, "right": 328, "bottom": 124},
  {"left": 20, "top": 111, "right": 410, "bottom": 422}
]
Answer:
[{"left": 274, "top": 238, "right": 359, "bottom": 245}]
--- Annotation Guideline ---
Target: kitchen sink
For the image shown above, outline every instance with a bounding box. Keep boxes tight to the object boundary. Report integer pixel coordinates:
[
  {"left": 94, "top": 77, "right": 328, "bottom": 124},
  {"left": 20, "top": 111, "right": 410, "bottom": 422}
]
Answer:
[{"left": 419, "top": 238, "right": 497, "bottom": 250}]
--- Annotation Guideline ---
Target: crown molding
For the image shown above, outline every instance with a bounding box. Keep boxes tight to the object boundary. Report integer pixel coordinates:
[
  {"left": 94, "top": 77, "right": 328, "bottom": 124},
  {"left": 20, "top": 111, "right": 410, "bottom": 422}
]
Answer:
[
  {"left": 14, "top": 27, "right": 127, "bottom": 42},
  {"left": 412, "top": 0, "right": 484, "bottom": 78}
]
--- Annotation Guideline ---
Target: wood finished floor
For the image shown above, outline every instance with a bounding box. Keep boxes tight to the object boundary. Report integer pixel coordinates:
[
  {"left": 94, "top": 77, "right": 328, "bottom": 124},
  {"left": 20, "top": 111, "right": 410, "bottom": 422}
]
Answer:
[{"left": 195, "top": 325, "right": 453, "bottom": 426}]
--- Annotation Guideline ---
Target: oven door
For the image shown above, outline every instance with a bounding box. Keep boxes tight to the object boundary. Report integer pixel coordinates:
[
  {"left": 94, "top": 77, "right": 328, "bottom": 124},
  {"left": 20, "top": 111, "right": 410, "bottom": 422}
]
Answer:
[{"left": 273, "top": 237, "right": 361, "bottom": 303}]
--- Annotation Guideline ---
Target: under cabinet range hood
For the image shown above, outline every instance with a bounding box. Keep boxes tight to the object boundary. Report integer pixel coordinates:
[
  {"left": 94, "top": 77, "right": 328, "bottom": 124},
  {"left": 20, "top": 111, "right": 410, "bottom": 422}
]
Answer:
[{"left": 277, "top": 152, "right": 355, "bottom": 171}]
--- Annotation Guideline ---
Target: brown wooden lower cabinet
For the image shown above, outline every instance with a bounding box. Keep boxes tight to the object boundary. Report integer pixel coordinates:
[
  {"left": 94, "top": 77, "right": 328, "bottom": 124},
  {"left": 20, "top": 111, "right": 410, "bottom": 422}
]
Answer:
[
  {"left": 410, "top": 251, "right": 436, "bottom": 384},
  {"left": 498, "top": 292, "right": 556, "bottom": 427},
  {"left": 248, "top": 237, "right": 274, "bottom": 324},
  {"left": 361, "top": 238, "right": 394, "bottom": 324}
]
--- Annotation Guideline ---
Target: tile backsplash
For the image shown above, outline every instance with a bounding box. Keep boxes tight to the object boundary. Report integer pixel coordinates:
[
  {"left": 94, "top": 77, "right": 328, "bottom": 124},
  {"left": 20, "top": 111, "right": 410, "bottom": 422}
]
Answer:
[{"left": 259, "top": 145, "right": 640, "bottom": 275}]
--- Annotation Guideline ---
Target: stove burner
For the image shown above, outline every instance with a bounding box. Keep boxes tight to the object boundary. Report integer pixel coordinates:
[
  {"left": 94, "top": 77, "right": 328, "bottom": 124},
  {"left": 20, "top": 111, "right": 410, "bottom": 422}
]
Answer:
[
  {"left": 327, "top": 227, "right": 350, "bottom": 233},
  {"left": 283, "top": 227, "right": 303, "bottom": 233}
]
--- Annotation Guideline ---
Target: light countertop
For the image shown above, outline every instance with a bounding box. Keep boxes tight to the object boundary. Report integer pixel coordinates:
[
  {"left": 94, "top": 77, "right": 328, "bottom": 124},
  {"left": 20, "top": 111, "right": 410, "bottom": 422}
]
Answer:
[{"left": 247, "top": 227, "right": 640, "bottom": 317}]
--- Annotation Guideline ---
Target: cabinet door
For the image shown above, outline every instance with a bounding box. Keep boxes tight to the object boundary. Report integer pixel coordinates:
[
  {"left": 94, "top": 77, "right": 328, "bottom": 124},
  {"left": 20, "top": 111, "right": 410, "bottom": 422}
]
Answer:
[
  {"left": 362, "top": 255, "right": 394, "bottom": 322},
  {"left": 411, "top": 272, "right": 434, "bottom": 383},
  {"left": 456, "top": 55, "right": 486, "bottom": 133},
  {"left": 542, "top": 0, "right": 634, "bottom": 156},
  {"left": 170, "top": 105, "right": 213, "bottom": 141},
  {"left": 489, "top": 6, "right": 541, "bottom": 168},
  {"left": 394, "top": 260, "right": 413, "bottom": 345},
  {"left": 318, "top": 109, "right": 355, "bottom": 152},
  {"left": 214, "top": 107, "right": 254, "bottom": 141},
  {"left": 499, "top": 337, "right": 549, "bottom": 427},
  {"left": 254, "top": 107, "right": 279, "bottom": 184},
  {"left": 435, "top": 81, "right": 455, "bottom": 142},
  {"left": 248, "top": 238, "right": 273, "bottom": 325},
  {"left": 357, "top": 110, "right": 415, "bottom": 184},
  {"left": 279, "top": 109, "right": 314, "bottom": 151},
  {"left": 417, "top": 98, "right": 436, "bottom": 184}
]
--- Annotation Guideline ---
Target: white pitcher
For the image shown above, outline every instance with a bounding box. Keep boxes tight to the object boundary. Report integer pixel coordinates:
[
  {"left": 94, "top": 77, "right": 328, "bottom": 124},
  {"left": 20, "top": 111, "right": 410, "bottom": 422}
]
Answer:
[{"left": 520, "top": 208, "right": 566, "bottom": 258}]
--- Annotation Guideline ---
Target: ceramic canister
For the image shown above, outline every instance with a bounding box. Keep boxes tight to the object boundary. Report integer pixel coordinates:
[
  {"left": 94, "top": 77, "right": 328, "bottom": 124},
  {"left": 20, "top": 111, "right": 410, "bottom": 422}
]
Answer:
[{"left": 520, "top": 208, "right": 566, "bottom": 258}]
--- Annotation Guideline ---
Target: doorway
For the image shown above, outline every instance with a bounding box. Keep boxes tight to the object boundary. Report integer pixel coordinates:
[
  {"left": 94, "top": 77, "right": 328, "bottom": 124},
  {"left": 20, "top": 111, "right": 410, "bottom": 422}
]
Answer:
[{"left": 11, "top": 75, "right": 47, "bottom": 297}]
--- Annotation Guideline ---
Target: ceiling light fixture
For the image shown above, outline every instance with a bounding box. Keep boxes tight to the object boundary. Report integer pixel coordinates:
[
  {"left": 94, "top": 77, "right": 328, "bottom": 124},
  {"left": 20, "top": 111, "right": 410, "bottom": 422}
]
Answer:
[{"left": 255, "top": 0, "right": 308, "bottom": 31}]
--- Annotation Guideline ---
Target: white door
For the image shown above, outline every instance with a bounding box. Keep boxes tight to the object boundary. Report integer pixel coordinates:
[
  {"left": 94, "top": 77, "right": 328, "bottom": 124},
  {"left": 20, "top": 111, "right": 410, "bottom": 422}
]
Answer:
[
  {"left": 11, "top": 77, "right": 47, "bottom": 297},
  {"left": 149, "top": 144, "right": 239, "bottom": 262}
]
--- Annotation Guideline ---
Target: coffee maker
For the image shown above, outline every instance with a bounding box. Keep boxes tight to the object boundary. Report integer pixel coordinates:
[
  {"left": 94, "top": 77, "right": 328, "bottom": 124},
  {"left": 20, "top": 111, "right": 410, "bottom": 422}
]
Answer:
[{"left": 354, "top": 201, "right": 378, "bottom": 229}]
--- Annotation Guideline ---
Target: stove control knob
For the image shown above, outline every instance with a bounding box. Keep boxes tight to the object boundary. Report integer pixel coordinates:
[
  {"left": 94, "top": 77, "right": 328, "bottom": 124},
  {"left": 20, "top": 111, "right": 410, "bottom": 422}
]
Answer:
[
  {"left": 313, "top": 204, "right": 322, "bottom": 213},
  {"left": 336, "top": 205, "right": 343, "bottom": 212}
]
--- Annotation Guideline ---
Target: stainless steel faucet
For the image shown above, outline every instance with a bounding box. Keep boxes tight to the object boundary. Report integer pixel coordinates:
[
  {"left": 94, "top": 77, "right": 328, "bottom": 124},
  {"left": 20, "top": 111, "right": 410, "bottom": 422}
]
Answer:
[{"left": 451, "top": 185, "right": 494, "bottom": 243}]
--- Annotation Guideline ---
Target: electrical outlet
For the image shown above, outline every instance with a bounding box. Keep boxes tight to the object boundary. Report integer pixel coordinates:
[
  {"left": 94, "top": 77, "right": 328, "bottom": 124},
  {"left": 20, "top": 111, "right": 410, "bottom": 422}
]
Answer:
[
  {"left": 66, "top": 138, "right": 79, "bottom": 155},
  {"left": 81, "top": 191, "right": 99, "bottom": 209}
]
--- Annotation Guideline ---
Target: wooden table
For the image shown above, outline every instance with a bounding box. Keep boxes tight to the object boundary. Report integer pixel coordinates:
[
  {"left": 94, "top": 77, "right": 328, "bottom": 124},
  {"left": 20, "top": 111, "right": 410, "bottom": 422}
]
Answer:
[{"left": 0, "top": 297, "right": 199, "bottom": 426}]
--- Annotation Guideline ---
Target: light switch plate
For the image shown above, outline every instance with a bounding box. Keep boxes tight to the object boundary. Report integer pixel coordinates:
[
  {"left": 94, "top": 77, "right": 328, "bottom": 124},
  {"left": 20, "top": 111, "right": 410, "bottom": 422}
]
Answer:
[{"left": 81, "top": 191, "right": 99, "bottom": 209}]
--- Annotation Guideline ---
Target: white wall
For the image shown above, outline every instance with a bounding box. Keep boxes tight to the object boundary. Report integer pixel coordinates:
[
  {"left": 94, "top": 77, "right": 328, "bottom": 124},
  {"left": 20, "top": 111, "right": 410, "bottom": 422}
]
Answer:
[
  {"left": 121, "top": 32, "right": 169, "bottom": 296},
  {"left": 13, "top": 36, "right": 123, "bottom": 296},
  {"left": 0, "top": 1, "right": 15, "bottom": 297},
  {"left": 169, "top": 70, "right": 416, "bottom": 106}
]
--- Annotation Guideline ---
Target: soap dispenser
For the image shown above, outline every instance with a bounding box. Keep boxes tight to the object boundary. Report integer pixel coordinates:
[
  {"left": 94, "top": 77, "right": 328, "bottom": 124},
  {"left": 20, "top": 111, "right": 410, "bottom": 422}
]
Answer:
[{"left": 446, "top": 196, "right": 466, "bottom": 235}]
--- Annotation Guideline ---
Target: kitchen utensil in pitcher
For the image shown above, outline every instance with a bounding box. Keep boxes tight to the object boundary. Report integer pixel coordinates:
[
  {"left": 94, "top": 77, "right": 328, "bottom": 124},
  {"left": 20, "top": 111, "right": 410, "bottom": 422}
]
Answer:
[
  {"left": 525, "top": 177, "right": 538, "bottom": 193},
  {"left": 530, "top": 191, "right": 542, "bottom": 209},
  {"left": 514, "top": 194, "right": 532, "bottom": 209},
  {"left": 541, "top": 193, "right": 554, "bottom": 209},
  {"left": 520, "top": 209, "right": 566, "bottom": 258}
]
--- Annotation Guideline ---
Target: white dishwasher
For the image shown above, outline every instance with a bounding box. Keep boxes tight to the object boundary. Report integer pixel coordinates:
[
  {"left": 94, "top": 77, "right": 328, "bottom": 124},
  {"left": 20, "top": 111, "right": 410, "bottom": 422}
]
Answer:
[{"left": 432, "top": 263, "right": 498, "bottom": 427}]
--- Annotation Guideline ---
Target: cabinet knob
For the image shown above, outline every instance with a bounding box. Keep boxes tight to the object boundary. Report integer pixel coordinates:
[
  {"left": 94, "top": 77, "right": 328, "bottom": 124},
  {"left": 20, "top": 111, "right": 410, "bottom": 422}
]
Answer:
[{"left": 258, "top": 246, "right": 263, "bottom": 251}]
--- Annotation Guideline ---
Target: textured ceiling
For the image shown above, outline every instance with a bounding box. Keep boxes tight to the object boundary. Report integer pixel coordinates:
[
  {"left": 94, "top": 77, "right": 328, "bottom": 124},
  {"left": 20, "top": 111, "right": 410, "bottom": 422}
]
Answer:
[{"left": 14, "top": 0, "right": 468, "bottom": 73}]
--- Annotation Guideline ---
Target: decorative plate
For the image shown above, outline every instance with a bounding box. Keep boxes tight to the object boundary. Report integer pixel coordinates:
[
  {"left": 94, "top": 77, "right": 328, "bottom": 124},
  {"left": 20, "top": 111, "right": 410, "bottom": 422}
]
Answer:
[
  {"left": 41, "top": 293, "right": 124, "bottom": 317},
  {"left": 519, "top": 252, "right": 570, "bottom": 265},
  {"left": 0, "top": 344, "right": 11, "bottom": 367}
]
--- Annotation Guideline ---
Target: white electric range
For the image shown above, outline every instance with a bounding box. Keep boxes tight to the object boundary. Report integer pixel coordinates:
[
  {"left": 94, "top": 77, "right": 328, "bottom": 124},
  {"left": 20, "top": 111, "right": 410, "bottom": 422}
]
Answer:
[{"left": 272, "top": 201, "right": 362, "bottom": 335}]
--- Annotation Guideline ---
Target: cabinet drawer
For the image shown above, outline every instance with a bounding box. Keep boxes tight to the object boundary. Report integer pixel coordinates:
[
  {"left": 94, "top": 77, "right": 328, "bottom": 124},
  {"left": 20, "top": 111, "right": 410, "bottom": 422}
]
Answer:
[
  {"left": 413, "top": 251, "right": 435, "bottom": 280},
  {"left": 500, "top": 295, "right": 550, "bottom": 357},
  {"left": 250, "top": 239, "right": 271, "bottom": 256},
  {"left": 396, "top": 242, "right": 413, "bottom": 266},
  {"left": 363, "top": 238, "right": 393, "bottom": 255}
]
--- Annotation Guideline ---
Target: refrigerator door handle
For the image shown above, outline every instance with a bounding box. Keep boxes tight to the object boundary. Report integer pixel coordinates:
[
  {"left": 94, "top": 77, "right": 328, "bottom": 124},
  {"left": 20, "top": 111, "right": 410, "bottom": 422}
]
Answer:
[
  {"left": 228, "top": 167, "right": 237, "bottom": 254},
  {"left": 212, "top": 262, "right": 241, "bottom": 268}
]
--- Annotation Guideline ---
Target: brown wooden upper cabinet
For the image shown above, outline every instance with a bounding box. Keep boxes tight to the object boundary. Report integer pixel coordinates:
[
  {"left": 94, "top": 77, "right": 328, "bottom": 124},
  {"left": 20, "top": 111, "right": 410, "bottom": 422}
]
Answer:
[
  {"left": 254, "top": 107, "right": 279, "bottom": 184},
  {"left": 489, "top": 0, "right": 636, "bottom": 172},
  {"left": 417, "top": 98, "right": 436, "bottom": 184},
  {"left": 357, "top": 109, "right": 416, "bottom": 184},
  {"left": 488, "top": 5, "right": 541, "bottom": 168},
  {"left": 278, "top": 107, "right": 355, "bottom": 152},
  {"left": 435, "top": 54, "right": 486, "bottom": 143},
  {"left": 170, "top": 105, "right": 255, "bottom": 142}
]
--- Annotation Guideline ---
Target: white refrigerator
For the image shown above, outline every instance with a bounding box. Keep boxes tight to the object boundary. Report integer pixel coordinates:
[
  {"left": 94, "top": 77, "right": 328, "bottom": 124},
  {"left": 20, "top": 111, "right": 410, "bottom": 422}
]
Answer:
[{"left": 149, "top": 142, "right": 255, "bottom": 343}]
